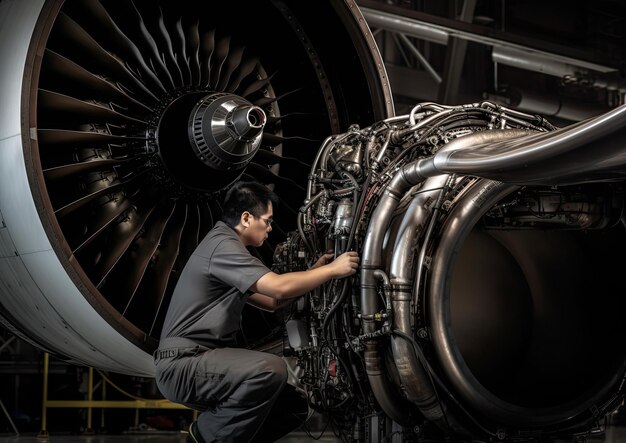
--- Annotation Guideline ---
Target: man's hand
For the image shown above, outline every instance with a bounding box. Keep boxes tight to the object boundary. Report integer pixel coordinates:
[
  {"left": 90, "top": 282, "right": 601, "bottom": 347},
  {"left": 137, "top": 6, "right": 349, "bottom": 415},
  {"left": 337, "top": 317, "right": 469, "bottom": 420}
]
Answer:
[
  {"left": 310, "top": 252, "right": 334, "bottom": 270},
  {"left": 327, "top": 251, "right": 359, "bottom": 278}
]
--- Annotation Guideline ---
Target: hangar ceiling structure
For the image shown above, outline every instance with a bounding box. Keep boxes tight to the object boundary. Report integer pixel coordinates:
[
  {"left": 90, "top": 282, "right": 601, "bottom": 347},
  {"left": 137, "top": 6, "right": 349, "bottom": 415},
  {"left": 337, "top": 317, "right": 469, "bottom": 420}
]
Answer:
[{"left": 358, "top": 0, "right": 626, "bottom": 123}]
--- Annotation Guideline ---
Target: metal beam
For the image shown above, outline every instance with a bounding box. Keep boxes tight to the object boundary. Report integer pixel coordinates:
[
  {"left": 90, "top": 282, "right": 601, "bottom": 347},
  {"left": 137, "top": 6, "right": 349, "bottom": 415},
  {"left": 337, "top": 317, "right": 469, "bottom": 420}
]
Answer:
[
  {"left": 359, "top": 4, "right": 617, "bottom": 76},
  {"left": 438, "top": 0, "right": 476, "bottom": 103}
]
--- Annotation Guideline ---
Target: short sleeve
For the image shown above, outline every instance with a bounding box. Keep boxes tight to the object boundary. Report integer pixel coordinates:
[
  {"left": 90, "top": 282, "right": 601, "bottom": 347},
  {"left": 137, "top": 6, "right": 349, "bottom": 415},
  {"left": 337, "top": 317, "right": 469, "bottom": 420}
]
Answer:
[{"left": 210, "top": 238, "right": 270, "bottom": 293}]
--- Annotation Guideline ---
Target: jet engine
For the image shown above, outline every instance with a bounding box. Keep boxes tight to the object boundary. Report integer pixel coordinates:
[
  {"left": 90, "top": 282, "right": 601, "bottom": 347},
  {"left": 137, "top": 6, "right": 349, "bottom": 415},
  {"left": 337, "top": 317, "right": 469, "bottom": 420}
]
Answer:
[
  {"left": 276, "top": 102, "right": 626, "bottom": 441},
  {"left": 0, "top": 0, "right": 392, "bottom": 375},
  {"left": 2, "top": 1, "right": 626, "bottom": 442}
]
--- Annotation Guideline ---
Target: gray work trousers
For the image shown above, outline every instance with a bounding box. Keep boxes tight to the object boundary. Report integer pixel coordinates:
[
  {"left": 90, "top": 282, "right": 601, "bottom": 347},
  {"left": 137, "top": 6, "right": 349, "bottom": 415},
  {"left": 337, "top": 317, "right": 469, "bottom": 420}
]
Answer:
[{"left": 154, "top": 341, "right": 289, "bottom": 443}]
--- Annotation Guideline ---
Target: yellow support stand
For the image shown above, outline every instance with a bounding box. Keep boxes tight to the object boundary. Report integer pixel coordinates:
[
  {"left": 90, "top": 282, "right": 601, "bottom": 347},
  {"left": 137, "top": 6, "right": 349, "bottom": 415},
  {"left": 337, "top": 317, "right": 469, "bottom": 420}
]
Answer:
[{"left": 38, "top": 352, "right": 191, "bottom": 438}]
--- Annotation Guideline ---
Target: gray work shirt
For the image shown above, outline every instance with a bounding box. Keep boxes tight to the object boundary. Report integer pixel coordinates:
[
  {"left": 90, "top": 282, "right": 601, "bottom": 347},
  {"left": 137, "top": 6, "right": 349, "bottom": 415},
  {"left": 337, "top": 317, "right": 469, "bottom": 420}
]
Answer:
[{"left": 159, "top": 221, "right": 270, "bottom": 348}]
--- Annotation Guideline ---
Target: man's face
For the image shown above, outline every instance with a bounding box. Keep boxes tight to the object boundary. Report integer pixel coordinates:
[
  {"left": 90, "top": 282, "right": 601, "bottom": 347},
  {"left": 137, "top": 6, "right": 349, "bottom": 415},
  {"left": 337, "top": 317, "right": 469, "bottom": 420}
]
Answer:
[{"left": 243, "top": 201, "right": 273, "bottom": 247}]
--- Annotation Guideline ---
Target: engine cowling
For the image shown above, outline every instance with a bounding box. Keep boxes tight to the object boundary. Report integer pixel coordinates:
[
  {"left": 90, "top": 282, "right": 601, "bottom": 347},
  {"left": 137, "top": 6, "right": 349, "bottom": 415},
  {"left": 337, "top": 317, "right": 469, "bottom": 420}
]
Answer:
[{"left": 0, "top": 0, "right": 393, "bottom": 376}]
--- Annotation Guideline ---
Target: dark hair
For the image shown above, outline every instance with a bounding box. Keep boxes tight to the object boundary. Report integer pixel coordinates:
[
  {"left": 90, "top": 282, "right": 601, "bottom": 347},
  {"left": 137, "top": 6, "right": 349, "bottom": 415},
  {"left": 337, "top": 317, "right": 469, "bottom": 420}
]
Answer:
[{"left": 221, "top": 181, "right": 279, "bottom": 228}]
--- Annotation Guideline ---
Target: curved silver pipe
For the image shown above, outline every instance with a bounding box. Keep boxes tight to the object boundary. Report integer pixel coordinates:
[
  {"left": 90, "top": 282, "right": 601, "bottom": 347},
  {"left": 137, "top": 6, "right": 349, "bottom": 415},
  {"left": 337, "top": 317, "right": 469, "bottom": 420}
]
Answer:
[
  {"left": 389, "top": 175, "right": 448, "bottom": 422},
  {"left": 307, "top": 135, "right": 336, "bottom": 199},
  {"left": 412, "top": 104, "right": 626, "bottom": 185},
  {"left": 427, "top": 179, "right": 626, "bottom": 428},
  {"left": 408, "top": 102, "right": 446, "bottom": 125},
  {"left": 361, "top": 188, "right": 413, "bottom": 424},
  {"left": 361, "top": 129, "right": 531, "bottom": 421}
]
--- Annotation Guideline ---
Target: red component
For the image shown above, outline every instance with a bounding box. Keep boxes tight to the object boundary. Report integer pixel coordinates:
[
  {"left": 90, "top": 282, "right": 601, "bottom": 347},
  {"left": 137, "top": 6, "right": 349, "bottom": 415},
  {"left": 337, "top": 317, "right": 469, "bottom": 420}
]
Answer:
[{"left": 328, "top": 359, "right": 337, "bottom": 377}]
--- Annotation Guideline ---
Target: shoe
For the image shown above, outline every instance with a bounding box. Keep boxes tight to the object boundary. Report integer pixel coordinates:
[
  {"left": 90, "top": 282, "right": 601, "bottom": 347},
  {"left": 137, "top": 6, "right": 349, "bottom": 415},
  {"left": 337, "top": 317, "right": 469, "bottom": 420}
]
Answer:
[{"left": 187, "top": 421, "right": 205, "bottom": 443}]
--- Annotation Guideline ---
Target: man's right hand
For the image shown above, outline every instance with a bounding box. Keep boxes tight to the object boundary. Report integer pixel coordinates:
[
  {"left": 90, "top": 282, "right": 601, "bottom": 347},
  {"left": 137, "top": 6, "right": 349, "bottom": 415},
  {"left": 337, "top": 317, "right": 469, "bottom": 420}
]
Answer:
[
  {"left": 327, "top": 251, "right": 359, "bottom": 278},
  {"left": 254, "top": 251, "right": 360, "bottom": 299}
]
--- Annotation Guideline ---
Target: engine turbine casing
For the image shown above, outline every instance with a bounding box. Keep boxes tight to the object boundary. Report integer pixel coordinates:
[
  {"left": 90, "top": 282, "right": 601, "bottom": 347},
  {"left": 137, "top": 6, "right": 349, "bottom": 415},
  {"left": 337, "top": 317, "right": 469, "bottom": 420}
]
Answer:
[{"left": 0, "top": 0, "right": 393, "bottom": 375}]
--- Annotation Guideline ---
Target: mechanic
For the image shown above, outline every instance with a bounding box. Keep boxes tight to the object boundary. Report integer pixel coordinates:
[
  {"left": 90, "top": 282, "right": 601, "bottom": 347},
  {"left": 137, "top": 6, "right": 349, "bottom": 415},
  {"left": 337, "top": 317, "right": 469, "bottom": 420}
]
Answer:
[{"left": 154, "top": 180, "right": 359, "bottom": 443}]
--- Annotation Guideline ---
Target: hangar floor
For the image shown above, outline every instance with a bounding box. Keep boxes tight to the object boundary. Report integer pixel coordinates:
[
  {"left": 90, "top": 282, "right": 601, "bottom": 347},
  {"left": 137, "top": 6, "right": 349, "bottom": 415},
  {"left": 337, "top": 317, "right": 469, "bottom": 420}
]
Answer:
[
  {"left": 0, "top": 432, "right": 341, "bottom": 442},
  {"left": 0, "top": 426, "right": 624, "bottom": 442},
  {"left": 0, "top": 431, "right": 342, "bottom": 443}
]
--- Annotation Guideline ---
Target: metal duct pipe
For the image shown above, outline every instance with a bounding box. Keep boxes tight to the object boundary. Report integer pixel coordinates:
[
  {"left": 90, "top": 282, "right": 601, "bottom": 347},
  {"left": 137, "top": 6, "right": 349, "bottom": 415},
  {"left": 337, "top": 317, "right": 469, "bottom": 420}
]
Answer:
[
  {"left": 428, "top": 178, "right": 626, "bottom": 428},
  {"left": 410, "top": 103, "right": 626, "bottom": 185},
  {"left": 388, "top": 175, "right": 448, "bottom": 423},
  {"left": 361, "top": 190, "right": 414, "bottom": 425},
  {"left": 361, "top": 129, "right": 530, "bottom": 424}
]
